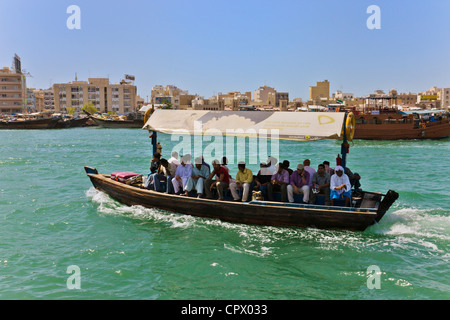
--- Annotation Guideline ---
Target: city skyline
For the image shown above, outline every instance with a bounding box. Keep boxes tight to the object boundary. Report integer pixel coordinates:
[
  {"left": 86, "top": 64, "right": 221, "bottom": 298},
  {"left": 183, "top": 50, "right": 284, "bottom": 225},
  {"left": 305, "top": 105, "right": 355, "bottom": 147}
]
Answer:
[{"left": 1, "top": 0, "right": 449, "bottom": 100}]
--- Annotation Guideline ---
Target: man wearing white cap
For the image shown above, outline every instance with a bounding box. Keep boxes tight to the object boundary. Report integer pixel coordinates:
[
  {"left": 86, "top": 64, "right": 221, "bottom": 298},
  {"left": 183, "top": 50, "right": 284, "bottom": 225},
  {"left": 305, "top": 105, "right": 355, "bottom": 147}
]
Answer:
[
  {"left": 184, "top": 157, "right": 210, "bottom": 197},
  {"left": 171, "top": 155, "right": 193, "bottom": 194},
  {"left": 330, "top": 165, "right": 351, "bottom": 206},
  {"left": 230, "top": 162, "right": 253, "bottom": 202}
]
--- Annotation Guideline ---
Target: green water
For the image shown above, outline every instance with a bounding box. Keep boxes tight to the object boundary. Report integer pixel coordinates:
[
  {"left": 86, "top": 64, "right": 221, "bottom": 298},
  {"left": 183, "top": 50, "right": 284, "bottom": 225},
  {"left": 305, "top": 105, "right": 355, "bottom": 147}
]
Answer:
[{"left": 0, "top": 128, "right": 449, "bottom": 300}]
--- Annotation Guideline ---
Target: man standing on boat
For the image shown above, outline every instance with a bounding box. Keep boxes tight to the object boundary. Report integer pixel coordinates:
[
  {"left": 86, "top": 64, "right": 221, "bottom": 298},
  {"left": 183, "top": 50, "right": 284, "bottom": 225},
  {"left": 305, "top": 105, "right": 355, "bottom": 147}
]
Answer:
[
  {"left": 330, "top": 166, "right": 351, "bottom": 206},
  {"left": 229, "top": 162, "right": 253, "bottom": 202}
]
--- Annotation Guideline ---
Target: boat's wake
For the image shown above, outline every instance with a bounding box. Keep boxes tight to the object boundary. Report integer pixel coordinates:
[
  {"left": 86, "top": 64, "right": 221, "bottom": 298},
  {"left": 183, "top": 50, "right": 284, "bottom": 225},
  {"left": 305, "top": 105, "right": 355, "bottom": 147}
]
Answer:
[{"left": 85, "top": 187, "right": 449, "bottom": 257}]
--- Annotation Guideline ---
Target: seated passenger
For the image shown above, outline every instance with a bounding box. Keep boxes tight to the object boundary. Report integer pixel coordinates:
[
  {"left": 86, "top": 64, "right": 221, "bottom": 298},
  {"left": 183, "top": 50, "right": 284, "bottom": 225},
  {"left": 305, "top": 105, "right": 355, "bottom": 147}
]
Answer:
[
  {"left": 205, "top": 159, "right": 231, "bottom": 200},
  {"left": 303, "top": 159, "right": 316, "bottom": 186},
  {"left": 287, "top": 164, "right": 310, "bottom": 203},
  {"left": 330, "top": 165, "right": 351, "bottom": 206},
  {"left": 149, "top": 158, "right": 172, "bottom": 192},
  {"left": 267, "top": 163, "right": 289, "bottom": 202},
  {"left": 150, "top": 152, "right": 161, "bottom": 174},
  {"left": 282, "top": 160, "right": 293, "bottom": 176},
  {"left": 185, "top": 157, "right": 210, "bottom": 198},
  {"left": 309, "top": 164, "right": 331, "bottom": 205},
  {"left": 230, "top": 162, "right": 253, "bottom": 202},
  {"left": 171, "top": 156, "right": 193, "bottom": 194},
  {"left": 253, "top": 162, "right": 271, "bottom": 200}
]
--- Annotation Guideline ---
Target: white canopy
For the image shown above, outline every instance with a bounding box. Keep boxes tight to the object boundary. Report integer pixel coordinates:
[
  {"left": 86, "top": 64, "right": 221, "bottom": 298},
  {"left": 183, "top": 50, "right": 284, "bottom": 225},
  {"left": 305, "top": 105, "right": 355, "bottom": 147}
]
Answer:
[{"left": 143, "top": 110, "right": 346, "bottom": 141}]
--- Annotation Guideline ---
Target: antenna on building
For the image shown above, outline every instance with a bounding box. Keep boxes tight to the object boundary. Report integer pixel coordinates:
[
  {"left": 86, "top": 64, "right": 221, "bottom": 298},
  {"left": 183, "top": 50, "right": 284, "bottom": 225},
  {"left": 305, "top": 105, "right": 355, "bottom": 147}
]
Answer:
[{"left": 75, "top": 72, "right": 78, "bottom": 81}]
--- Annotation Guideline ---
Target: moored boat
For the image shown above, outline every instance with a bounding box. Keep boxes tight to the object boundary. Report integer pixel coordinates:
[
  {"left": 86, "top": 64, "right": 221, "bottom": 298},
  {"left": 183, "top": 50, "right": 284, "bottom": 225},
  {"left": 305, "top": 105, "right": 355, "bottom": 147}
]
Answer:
[
  {"left": 90, "top": 114, "right": 144, "bottom": 128},
  {"left": 354, "top": 110, "right": 450, "bottom": 140},
  {"left": 85, "top": 110, "right": 399, "bottom": 231},
  {"left": 0, "top": 113, "right": 61, "bottom": 129}
]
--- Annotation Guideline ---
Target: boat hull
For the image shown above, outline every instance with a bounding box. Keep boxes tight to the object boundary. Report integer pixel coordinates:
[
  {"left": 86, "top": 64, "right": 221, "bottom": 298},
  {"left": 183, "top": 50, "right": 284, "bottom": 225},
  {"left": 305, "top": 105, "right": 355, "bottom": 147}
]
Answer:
[
  {"left": 354, "top": 114, "right": 450, "bottom": 140},
  {"left": 86, "top": 173, "right": 392, "bottom": 231},
  {"left": 92, "top": 117, "right": 144, "bottom": 128},
  {"left": 0, "top": 117, "right": 60, "bottom": 129}
]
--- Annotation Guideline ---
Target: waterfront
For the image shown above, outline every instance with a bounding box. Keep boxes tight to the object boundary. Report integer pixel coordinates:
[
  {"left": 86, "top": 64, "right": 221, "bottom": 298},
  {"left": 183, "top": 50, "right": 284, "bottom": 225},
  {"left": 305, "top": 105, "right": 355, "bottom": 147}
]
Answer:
[{"left": 0, "top": 128, "right": 449, "bottom": 299}]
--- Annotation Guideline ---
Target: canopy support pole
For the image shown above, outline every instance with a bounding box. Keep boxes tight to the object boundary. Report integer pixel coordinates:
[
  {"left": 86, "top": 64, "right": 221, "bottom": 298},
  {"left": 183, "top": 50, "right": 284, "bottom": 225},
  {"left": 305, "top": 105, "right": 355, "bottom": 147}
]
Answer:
[
  {"left": 341, "top": 112, "right": 348, "bottom": 170},
  {"left": 151, "top": 131, "right": 157, "bottom": 155}
]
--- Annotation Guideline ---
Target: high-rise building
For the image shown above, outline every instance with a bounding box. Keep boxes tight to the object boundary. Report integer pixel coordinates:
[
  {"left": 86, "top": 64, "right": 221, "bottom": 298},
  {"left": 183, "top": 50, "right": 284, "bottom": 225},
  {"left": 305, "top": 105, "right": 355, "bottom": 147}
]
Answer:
[
  {"left": 0, "top": 66, "right": 27, "bottom": 114},
  {"left": 53, "top": 77, "right": 137, "bottom": 114}
]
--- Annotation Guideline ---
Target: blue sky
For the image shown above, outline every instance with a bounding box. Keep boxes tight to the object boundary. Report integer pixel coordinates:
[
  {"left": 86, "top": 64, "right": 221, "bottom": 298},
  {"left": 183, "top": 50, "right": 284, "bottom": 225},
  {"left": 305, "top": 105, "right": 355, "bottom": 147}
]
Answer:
[{"left": 1, "top": 0, "right": 449, "bottom": 100}]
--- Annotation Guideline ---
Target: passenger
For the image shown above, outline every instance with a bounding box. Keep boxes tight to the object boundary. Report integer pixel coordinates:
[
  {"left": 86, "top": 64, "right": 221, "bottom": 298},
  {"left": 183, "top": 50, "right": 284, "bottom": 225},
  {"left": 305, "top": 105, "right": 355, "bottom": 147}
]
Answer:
[
  {"left": 168, "top": 151, "right": 181, "bottom": 167},
  {"left": 282, "top": 160, "right": 293, "bottom": 176},
  {"left": 184, "top": 157, "right": 210, "bottom": 198},
  {"left": 267, "top": 163, "right": 289, "bottom": 202},
  {"left": 287, "top": 164, "right": 310, "bottom": 203},
  {"left": 150, "top": 159, "right": 171, "bottom": 192},
  {"left": 205, "top": 159, "right": 231, "bottom": 200},
  {"left": 303, "top": 159, "right": 316, "bottom": 186},
  {"left": 344, "top": 167, "right": 361, "bottom": 191},
  {"left": 150, "top": 152, "right": 161, "bottom": 174},
  {"left": 230, "top": 161, "right": 253, "bottom": 202},
  {"left": 201, "top": 156, "right": 211, "bottom": 173},
  {"left": 330, "top": 165, "right": 351, "bottom": 207},
  {"left": 171, "top": 156, "right": 193, "bottom": 195},
  {"left": 266, "top": 156, "right": 278, "bottom": 175},
  {"left": 253, "top": 162, "right": 271, "bottom": 199},
  {"left": 323, "top": 161, "right": 334, "bottom": 175},
  {"left": 309, "top": 164, "right": 331, "bottom": 206}
]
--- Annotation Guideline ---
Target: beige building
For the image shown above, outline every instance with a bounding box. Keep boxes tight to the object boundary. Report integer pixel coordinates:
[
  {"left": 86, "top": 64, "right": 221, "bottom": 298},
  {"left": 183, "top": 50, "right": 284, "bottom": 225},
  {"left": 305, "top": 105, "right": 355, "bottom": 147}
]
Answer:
[
  {"left": 440, "top": 88, "right": 450, "bottom": 110},
  {"left": 309, "top": 80, "right": 330, "bottom": 102},
  {"left": 397, "top": 93, "right": 417, "bottom": 107},
  {"left": 0, "top": 66, "right": 27, "bottom": 114},
  {"left": 53, "top": 77, "right": 137, "bottom": 114},
  {"left": 151, "top": 85, "right": 188, "bottom": 109},
  {"left": 254, "top": 85, "right": 276, "bottom": 105}
]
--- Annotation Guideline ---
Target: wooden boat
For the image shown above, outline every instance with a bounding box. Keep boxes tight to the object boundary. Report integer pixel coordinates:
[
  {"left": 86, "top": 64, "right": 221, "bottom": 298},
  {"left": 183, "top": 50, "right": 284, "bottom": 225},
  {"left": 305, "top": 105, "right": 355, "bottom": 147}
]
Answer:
[
  {"left": 54, "top": 116, "right": 91, "bottom": 129},
  {"left": 85, "top": 110, "right": 399, "bottom": 231},
  {"left": 90, "top": 114, "right": 144, "bottom": 128},
  {"left": 354, "top": 110, "right": 450, "bottom": 140},
  {"left": 85, "top": 168, "right": 398, "bottom": 231},
  {"left": 0, "top": 113, "right": 61, "bottom": 129}
]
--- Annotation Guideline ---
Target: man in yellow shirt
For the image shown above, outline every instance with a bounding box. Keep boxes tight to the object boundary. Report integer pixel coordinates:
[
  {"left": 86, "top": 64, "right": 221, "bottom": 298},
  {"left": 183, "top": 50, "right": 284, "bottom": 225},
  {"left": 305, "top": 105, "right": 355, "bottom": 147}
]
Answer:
[{"left": 230, "top": 162, "right": 254, "bottom": 202}]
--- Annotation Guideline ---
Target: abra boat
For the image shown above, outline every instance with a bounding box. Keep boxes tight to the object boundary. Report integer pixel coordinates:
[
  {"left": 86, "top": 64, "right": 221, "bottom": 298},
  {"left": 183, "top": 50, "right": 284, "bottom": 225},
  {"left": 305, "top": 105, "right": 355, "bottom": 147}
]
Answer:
[
  {"left": 85, "top": 110, "right": 399, "bottom": 231},
  {"left": 354, "top": 110, "right": 450, "bottom": 140}
]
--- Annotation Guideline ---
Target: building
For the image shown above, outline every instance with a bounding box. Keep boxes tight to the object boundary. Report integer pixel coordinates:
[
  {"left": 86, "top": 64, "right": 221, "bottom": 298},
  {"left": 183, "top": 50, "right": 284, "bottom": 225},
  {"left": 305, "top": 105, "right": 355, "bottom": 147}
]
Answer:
[
  {"left": 53, "top": 77, "right": 137, "bottom": 114},
  {"left": 26, "top": 88, "right": 36, "bottom": 112},
  {"left": 151, "top": 85, "right": 188, "bottom": 110},
  {"left": 440, "top": 88, "right": 450, "bottom": 110},
  {"left": 309, "top": 80, "right": 330, "bottom": 102},
  {"left": 254, "top": 85, "right": 276, "bottom": 105},
  {"left": 397, "top": 92, "right": 417, "bottom": 107},
  {"left": 0, "top": 66, "right": 27, "bottom": 114},
  {"left": 33, "top": 89, "right": 45, "bottom": 112},
  {"left": 192, "top": 96, "right": 224, "bottom": 110},
  {"left": 332, "top": 90, "right": 354, "bottom": 102}
]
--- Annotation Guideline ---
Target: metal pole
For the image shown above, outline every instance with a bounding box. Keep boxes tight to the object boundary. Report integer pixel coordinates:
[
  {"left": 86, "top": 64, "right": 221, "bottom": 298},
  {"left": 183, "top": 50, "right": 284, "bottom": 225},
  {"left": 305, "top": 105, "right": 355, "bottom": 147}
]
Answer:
[{"left": 341, "top": 111, "right": 348, "bottom": 170}]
